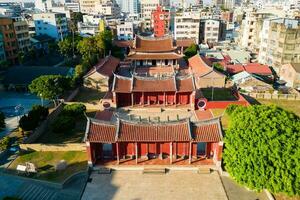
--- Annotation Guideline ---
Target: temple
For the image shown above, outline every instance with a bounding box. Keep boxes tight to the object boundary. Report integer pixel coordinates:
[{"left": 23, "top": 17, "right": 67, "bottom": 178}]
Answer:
[{"left": 84, "top": 35, "right": 227, "bottom": 167}]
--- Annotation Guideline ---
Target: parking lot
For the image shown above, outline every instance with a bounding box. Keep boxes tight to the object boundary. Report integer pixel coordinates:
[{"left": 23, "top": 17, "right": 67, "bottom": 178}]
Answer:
[{"left": 82, "top": 170, "right": 228, "bottom": 200}]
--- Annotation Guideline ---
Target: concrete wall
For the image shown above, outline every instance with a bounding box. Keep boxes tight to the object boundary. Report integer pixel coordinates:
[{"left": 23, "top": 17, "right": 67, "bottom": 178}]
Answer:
[
  {"left": 245, "top": 92, "right": 300, "bottom": 100},
  {"left": 20, "top": 143, "right": 86, "bottom": 152}
]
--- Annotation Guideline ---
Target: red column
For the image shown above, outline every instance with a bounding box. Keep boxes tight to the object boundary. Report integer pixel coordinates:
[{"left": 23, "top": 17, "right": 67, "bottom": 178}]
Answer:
[
  {"left": 135, "top": 142, "right": 138, "bottom": 164},
  {"left": 189, "top": 142, "right": 192, "bottom": 164},
  {"left": 116, "top": 142, "right": 120, "bottom": 164},
  {"left": 164, "top": 92, "right": 166, "bottom": 106},
  {"left": 170, "top": 142, "right": 173, "bottom": 164},
  {"left": 142, "top": 92, "right": 144, "bottom": 106}
]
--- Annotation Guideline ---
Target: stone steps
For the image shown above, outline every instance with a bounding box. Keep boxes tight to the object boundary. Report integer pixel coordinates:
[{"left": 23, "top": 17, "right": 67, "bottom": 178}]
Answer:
[
  {"left": 143, "top": 168, "right": 166, "bottom": 174},
  {"left": 18, "top": 183, "right": 58, "bottom": 200}
]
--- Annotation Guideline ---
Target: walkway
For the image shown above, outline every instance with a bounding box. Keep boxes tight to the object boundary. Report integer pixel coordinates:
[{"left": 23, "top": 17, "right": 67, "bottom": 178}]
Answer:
[{"left": 0, "top": 172, "right": 87, "bottom": 200}]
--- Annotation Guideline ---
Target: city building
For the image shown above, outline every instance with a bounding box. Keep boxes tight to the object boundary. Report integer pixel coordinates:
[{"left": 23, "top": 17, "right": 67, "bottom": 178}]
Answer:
[
  {"left": 65, "top": 2, "right": 81, "bottom": 12},
  {"left": 13, "top": 17, "right": 30, "bottom": 53},
  {"left": 151, "top": 6, "right": 170, "bottom": 37},
  {"left": 0, "top": 33, "right": 6, "bottom": 61},
  {"left": 238, "top": 8, "right": 274, "bottom": 53},
  {"left": 84, "top": 34, "right": 225, "bottom": 166},
  {"left": 79, "top": 0, "right": 95, "bottom": 13},
  {"left": 80, "top": 0, "right": 120, "bottom": 17},
  {"left": 0, "top": 17, "right": 18, "bottom": 64},
  {"left": 0, "top": 2, "right": 22, "bottom": 16},
  {"left": 199, "top": 19, "right": 225, "bottom": 44},
  {"left": 33, "top": 12, "right": 68, "bottom": 41},
  {"left": 279, "top": 63, "right": 300, "bottom": 89},
  {"left": 140, "top": 0, "right": 160, "bottom": 29},
  {"left": 117, "top": 0, "right": 139, "bottom": 14},
  {"left": 117, "top": 21, "right": 134, "bottom": 40},
  {"left": 223, "top": 0, "right": 235, "bottom": 9},
  {"left": 258, "top": 18, "right": 300, "bottom": 72},
  {"left": 174, "top": 11, "right": 201, "bottom": 44}
]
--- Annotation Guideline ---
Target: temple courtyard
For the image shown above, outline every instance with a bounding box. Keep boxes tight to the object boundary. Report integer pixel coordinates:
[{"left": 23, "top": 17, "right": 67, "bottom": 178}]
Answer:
[{"left": 82, "top": 170, "right": 228, "bottom": 200}]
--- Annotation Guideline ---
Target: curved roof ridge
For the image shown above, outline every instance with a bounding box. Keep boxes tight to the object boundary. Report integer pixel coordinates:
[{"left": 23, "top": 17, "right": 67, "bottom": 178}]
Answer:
[
  {"left": 136, "top": 34, "right": 173, "bottom": 41},
  {"left": 89, "top": 117, "right": 116, "bottom": 126},
  {"left": 133, "top": 74, "right": 175, "bottom": 80},
  {"left": 193, "top": 117, "right": 221, "bottom": 125},
  {"left": 113, "top": 72, "right": 132, "bottom": 80}
]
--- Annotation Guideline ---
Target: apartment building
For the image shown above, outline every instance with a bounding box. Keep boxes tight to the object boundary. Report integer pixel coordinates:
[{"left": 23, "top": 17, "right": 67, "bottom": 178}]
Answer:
[
  {"left": 79, "top": 0, "right": 95, "bottom": 13},
  {"left": 117, "top": 0, "right": 139, "bottom": 14},
  {"left": 116, "top": 21, "right": 134, "bottom": 40},
  {"left": 13, "top": 17, "right": 30, "bottom": 52},
  {"left": 140, "top": 0, "right": 160, "bottom": 29},
  {"left": 33, "top": 13, "right": 68, "bottom": 41},
  {"left": 65, "top": 2, "right": 81, "bottom": 12},
  {"left": 80, "top": 0, "right": 120, "bottom": 17},
  {"left": 199, "top": 19, "right": 225, "bottom": 43},
  {"left": 174, "top": 11, "right": 201, "bottom": 44},
  {"left": 151, "top": 6, "right": 170, "bottom": 37},
  {"left": 258, "top": 18, "right": 300, "bottom": 73},
  {"left": 0, "top": 17, "right": 18, "bottom": 64},
  {"left": 0, "top": 33, "right": 6, "bottom": 61},
  {"left": 238, "top": 8, "right": 274, "bottom": 53}
]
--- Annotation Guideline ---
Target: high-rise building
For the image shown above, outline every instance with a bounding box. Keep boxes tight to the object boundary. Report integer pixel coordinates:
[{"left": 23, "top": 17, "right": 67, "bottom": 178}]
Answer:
[
  {"left": 117, "top": 0, "right": 139, "bottom": 14},
  {"left": 213, "top": 0, "right": 224, "bottom": 6},
  {"left": 13, "top": 17, "right": 30, "bottom": 53},
  {"left": 0, "top": 33, "right": 6, "bottom": 62},
  {"left": 151, "top": 6, "right": 170, "bottom": 37},
  {"left": 224, "top": 0, "right": 235, "bottom": 9},
  {"left": 0, "top": 17, "right": 18, "bottom": 64},
  {"left": 258, "top": 18, "right": 300, "bottom": 72},
  {"left": 80, "top": 0, "right": 121, "bottom": 16},
  {"left": 174, "top": 11, "right": 201, "bottom": 43},
  {"left": 199, "top": 19, "right": 226, "bottom": 43},
  {"left": 33, "top": 13, "right": 68, "bottom": 41}
]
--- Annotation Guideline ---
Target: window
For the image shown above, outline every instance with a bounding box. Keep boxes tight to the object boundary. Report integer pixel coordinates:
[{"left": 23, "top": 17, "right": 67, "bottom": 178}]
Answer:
[{"left": 197, "top": 143, "right": 206, "bottom": 156}]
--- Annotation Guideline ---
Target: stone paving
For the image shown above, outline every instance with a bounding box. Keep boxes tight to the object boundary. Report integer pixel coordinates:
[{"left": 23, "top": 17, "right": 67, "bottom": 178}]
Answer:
[{"left": 82, "top": 170, "right": 228, "bottom": 200}]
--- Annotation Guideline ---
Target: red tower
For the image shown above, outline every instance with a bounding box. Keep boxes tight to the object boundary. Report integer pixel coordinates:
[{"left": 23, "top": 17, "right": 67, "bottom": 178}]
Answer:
[{"left": 151, "top": 6, "right": 170, "bottom": 37}]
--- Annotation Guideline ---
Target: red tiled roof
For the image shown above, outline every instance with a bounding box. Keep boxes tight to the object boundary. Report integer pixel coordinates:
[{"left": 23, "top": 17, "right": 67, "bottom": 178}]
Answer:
[
  {"left": 113, "top": 76, "right": 132, "bottom": 93},
  {"left": 135, "top": 35, "right": 176, "bottom": 52},
  {"left": 244, "top": 63, "right": 272, "bottom": 75},
  {"left": 127, "top": 52, "right": 182, "bottom": 60},
  {"left": 87, "top": 121, "right": 116, "bottom": 143},
  {"left": 176, "top": 77, "right": 195, "bottom": 92},
  {"left": 133, "top": 77, "right": 176, "bottom": 92},
  {"left": 192, "top": 122, "right": 222, "bottom": 142},
  {"left": 113, "top": 40, "right": 133, "bottom": 48},
  {"left": 188, "top": 55, "right": 212, "bottom": 76},
  {"left": 118, "top": 120, "right": 191, "bottom": 142},
  {"left": 226, "top": 63, "right": 272, "bottom": 75},
  {"left": 194, "top": 110, "right": 213, "bottom": 120},
  {"left": 85, "top": 56, "right": 120, "bottom": 78},
  {"left": 176, "top": 39, "right": 195, "bottom": 48}
]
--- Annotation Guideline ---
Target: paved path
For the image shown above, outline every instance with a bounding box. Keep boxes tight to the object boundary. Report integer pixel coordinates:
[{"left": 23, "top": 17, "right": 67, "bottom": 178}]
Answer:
[
  {"left": 0, "top": 172, "right": 87, "bottom": 200},
  {"left": 82, "top": 170, "right": 228, "bottom": 200}
]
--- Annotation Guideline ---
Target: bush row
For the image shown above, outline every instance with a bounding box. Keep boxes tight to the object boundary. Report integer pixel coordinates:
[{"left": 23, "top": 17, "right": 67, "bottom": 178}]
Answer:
[
  {"left": 51, "top": 103, "right": 86, "bottom": 133},
  {"left": 19, "top": 105, "right": 49, "bottom": 131}
]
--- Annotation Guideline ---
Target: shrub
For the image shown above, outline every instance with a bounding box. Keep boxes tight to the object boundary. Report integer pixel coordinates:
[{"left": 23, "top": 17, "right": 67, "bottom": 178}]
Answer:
[
  {"left": 19, "top": 115, "right": 36, "bottom": 131},
  {"left": 31, "top": 105, "right": 49, "bottom": 120},
  {"left": 52, "top": 115, "right": 76, "bottom": 133},
  {"left": 0, "top": 111, "right": 5, "bottom": 129},
  {"left": 224, "top": 105, "right": 300, "bottom": 196},
  {"left": 0, "top": 136, "right": 12, "bottom": 151},
  {"left": 225, "top": 104, "right": 240, "bottom": 116},
  {"left": 62, "top": 103, "right": 86, "bottom": 118}
]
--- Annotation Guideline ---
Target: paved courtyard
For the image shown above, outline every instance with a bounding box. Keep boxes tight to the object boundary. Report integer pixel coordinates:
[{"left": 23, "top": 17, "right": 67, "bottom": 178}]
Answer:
[{"left": 82, "top": 170, "right": 228, "bottom": 200}]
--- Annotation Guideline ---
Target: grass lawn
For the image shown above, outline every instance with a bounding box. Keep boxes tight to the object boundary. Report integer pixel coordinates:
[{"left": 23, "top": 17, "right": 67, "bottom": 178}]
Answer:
[
  {"left": 201, "top": 88, "right": 237, "bottom": 101},
  {"left": 210, "top": 109, "right": 229, "bottom": 129},
  {"left": 7, "top": 151, "right": 87, "bottom": 182},
  {"left": 73, "top": 88, "right": 106, "bottom": 104},
  {"left": 255, "top": 99, "right": 300, "bottom": 117},
  {"left": 274, "top": 194, "right": 300, "bottom": 200}
]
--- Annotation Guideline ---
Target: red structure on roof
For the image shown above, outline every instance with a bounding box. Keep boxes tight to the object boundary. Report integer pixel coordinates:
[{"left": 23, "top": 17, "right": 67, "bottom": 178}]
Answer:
[{"left": 151, "top": 6, "right": 170, "bottom": 38}]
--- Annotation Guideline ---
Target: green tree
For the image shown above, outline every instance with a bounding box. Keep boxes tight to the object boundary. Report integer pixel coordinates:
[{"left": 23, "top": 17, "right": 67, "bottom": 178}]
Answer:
[
  {"left": 224, "top": 105, "right": 300, "bottom": 196},
  {"left": 95, "top": 30, "right": 113, "bottom": 58},
  {"left": 184, "top": 44, "right": 199, "bottom": 60},
  {"left": 58, "top": 37, "right": 73, "bottom": 58},
  {"left": 29, "top": 75, "right": 71, "bottom": 106},
  {"left": 0, "top": 136, "right": 11, "bottom": 151},
  {"left": 77, "top": 37, "right": 98, "bottom": 65},
  {"left": 212, "top": 62, "right": 225, "bottom": 73},
  {"left": 17, "top": 52, "right": 25, "bottom": 65},
  {"left": 0, "top": 60, "right": 10, "bottom": 71},
  {"left": 0, "top": 111, "right": 5, "bottom": 130}
]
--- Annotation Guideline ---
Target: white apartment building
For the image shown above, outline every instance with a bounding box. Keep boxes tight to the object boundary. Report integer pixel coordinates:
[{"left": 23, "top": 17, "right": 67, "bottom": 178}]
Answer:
[
  {"left": 258, "top": 18, "right": 300, "bottom": 72},
  {"left": 13, "top": 17, "right": 31, "bottom": 52},
  {"left": 199, "top": 19, "right": 223, "bottom": 43},
  {"left": 80, "top": 0, "right": 120, "bottom": 18},
  {"left": 33, "top": 12, "right": 68, "bottom": 41},
  {"left": 78, "top": 14, "right": 105, "bottom": 36},
  {"left": 174, "top": 11, "right": 201, "bottom": 44},
  {"left": 117, "top": 21, "right": 134, "bottom": 40},
  {"left": 65, "top": 2, "right": 81, "bottom": 12},
  {"left": 35, "top": 0, "right": 53, "bottom": 12},
  {"left": 117, "top": 0, "right": 139, "bottom": 14},
  {"left": 140, "top": 0, "right": 159, "bottom": 29}
]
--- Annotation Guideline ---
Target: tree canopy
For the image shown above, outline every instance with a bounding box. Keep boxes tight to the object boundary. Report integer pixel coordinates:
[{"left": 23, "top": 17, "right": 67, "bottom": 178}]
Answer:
[
  {"left": 223, "top": 105, "right": 300, "bottom": 196},
  {"left": 0, "top": 111, "right": 5, "bottom": 130},
  {"left": 184, "top": 44, "right": 199, "bottom": 60},
  {"left": 29, "top": 75, "right": 71, "bottom": 105}
]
